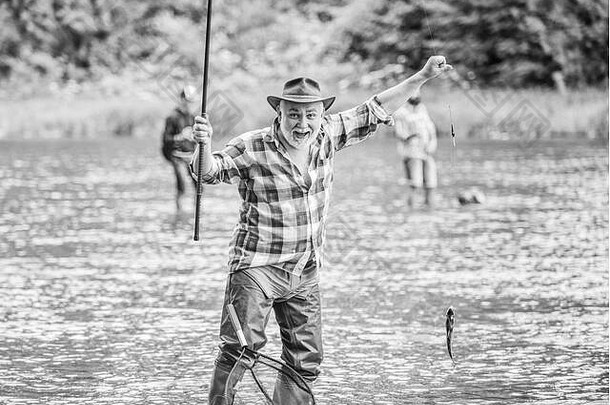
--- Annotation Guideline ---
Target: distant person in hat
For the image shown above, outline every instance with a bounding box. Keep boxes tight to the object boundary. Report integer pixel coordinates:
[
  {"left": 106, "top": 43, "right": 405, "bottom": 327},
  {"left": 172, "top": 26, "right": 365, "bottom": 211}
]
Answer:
[
  {"left": 191, "top": 56, "right": 452, "bottom": 405},
  {"left": 392, "top": 90, "right": 438, "bottom": 208},
  {"left": 161, "top": 85, "right": 198, "bottom": 212}
]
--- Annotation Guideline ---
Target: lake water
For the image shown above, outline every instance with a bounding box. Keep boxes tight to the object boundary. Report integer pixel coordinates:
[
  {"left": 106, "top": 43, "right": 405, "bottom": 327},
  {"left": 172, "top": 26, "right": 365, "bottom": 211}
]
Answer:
[{"left": 1, "top": 135, "right": 608, "bottom": 404}]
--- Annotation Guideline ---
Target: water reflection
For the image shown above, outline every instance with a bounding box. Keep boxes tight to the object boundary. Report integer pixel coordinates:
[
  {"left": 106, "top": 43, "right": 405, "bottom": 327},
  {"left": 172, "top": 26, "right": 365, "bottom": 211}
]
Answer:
[{"left": 0, "top": 137, "right": 607, "bottom": 404}]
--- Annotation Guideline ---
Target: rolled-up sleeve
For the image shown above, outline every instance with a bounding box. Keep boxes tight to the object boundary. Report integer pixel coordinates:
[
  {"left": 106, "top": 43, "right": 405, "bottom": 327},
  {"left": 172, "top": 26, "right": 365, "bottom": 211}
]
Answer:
[
  {"left": 324, "top": 96, "right": 394, "bottom": 151},
  {"left": 189, "top": 137, "right": 249, "bottom": 184}
]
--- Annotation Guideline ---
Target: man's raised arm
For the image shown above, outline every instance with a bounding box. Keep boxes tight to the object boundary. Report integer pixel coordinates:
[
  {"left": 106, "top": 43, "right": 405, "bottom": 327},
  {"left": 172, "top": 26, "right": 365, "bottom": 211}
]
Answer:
[{"left": 376, "top": 55, "right": 452, "bottom": 115}]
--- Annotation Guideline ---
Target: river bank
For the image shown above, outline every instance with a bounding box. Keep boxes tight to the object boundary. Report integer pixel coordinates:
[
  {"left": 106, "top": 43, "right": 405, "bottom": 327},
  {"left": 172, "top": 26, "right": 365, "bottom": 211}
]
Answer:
[{"left": 1, "top": 83, "right": 607, "bottom": 142}]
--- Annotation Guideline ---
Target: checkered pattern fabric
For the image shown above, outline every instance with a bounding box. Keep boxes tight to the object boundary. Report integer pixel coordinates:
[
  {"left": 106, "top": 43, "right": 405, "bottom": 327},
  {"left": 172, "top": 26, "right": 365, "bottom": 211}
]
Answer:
[{"left": 192, "top": 97, "right": 392, "bottom": 274}]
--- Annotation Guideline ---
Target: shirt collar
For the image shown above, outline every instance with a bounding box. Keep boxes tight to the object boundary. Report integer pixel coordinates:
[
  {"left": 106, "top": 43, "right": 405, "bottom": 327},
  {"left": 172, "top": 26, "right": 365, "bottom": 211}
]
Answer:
[{"left": 263, "top": 118, "right": 280, "bottom": 144}]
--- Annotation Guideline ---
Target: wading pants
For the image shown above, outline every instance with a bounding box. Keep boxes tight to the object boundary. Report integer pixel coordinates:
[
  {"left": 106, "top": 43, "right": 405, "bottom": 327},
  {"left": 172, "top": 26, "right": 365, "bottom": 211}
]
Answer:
[
  {"left": 208, "top": 265, "right": 322, "bottom": 405},
  {"left": 404, "top": 156, "right": 437, "bottom": 189}
]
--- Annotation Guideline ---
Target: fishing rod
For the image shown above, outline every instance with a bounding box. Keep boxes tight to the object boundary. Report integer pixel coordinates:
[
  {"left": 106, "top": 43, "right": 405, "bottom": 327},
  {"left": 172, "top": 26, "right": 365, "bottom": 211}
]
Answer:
[{"left": 193, "top": 0, "right": 213, "bottom": 241}]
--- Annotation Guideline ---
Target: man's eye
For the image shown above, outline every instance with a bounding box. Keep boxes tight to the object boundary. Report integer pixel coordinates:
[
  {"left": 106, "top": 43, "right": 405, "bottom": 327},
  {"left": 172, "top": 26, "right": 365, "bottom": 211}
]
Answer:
[
  {"left": 307, "top": 114, "right": 317, "bottom": 119},
  {"left": 289, "top": 114, "right": 299, "bottom": 119}
]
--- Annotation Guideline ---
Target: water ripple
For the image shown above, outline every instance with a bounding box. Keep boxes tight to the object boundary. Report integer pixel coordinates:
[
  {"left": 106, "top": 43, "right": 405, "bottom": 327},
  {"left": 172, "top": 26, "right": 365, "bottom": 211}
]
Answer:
[{"left": 0, "top": 138, "right": 607, "bottom": 404}]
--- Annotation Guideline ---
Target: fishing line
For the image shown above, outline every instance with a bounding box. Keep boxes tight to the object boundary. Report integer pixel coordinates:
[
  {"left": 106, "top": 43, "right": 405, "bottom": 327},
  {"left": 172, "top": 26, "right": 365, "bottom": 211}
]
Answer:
[
  {"left": 422, "top": 2, "right": 460, "bottom": 367},
  {"left": 422, "top": 4, "right": 438, "bottom": 55},
  {"left": 420, "top": 2, "right": 457, "bottom": 162}
]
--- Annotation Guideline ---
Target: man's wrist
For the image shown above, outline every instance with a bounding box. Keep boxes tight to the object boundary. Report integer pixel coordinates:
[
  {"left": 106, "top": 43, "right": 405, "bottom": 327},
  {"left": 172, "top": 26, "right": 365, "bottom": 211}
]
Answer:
[{"left": 410, "top": 71, "right": 428, "bottom": 85}]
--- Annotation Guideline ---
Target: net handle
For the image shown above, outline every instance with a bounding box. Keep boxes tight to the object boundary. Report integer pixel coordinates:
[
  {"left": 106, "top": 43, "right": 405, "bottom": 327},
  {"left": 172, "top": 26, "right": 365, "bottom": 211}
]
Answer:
[{"left": 227, "top": 303, "right": 248, "bottom": 348}]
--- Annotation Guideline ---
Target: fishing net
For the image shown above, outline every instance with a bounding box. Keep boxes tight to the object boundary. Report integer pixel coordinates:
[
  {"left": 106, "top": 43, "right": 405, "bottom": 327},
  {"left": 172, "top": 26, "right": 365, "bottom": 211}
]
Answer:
[
  {"left": 230, "top": 348, "right": 316, "bottom": 405},
  {"left": 225, "top": 303, "right": 316, "bottom": 405}
]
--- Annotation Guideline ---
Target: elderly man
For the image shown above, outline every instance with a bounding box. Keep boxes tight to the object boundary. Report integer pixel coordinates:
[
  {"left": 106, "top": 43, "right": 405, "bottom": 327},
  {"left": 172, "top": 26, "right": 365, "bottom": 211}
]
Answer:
[{"left": 192, "top": 56, "right": 451, "bottom": 405}]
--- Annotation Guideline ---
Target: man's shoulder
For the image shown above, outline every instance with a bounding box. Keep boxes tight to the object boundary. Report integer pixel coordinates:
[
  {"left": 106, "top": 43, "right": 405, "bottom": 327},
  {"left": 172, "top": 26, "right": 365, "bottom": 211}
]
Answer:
[
  {"left": 223, "top": 127, "right": 272, "bottom": 152},
  {"left": 229, "top": 127, "right": 271, "bottom": 148},
  {"left": 241, "top": 126, "right": 271, "bottom": 139}
]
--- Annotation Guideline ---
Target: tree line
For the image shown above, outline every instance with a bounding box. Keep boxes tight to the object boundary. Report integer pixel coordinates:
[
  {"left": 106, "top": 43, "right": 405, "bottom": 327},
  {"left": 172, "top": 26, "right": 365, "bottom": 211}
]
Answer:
[{"left": 1, "top": 0, "right": 607, "bottom": 90}]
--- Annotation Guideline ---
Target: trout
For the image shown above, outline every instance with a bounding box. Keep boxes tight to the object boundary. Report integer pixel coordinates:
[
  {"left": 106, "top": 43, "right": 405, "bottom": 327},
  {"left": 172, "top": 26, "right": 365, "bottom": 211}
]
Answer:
[{"left": 445, "top": 306, "right": 456, "bottom": 364}]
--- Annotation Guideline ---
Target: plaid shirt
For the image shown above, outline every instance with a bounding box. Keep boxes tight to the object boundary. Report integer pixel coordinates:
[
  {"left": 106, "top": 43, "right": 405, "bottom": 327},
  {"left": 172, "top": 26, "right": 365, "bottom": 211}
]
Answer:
[{"left": 193, "top": 97, "right": 392, "bottom": 275}]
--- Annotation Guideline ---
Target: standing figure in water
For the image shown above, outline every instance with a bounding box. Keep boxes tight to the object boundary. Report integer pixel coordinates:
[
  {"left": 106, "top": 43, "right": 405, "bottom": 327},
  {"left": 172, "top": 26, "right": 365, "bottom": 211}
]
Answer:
[
  {"left": 393, "top": 91, "right": 438, "bottom": 208},
  {"left": 162, "top": 85, "right": 198, "bottom": 212}
]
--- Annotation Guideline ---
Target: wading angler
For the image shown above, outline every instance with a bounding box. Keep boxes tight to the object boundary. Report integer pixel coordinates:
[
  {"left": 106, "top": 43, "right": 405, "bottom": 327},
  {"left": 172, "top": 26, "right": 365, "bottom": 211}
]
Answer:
[{"left": 192, "top": 57, "right": 452, "bottom": 404}]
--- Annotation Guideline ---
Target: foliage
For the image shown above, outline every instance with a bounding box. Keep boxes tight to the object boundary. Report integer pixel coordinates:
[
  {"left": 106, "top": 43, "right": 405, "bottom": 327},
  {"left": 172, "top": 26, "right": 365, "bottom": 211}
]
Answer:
[
  {"left": 0, "top": 0, "right": 607, "bottom": 93},
  {"left": 328, "top": 0, "right": 609, "bottom": 88}
]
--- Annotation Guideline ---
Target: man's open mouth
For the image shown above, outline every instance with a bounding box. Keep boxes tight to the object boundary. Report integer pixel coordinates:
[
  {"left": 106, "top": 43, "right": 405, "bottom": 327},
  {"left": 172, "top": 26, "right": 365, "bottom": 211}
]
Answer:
[{"left": 293, "top": 130, "right": 310, "bottom": 140}]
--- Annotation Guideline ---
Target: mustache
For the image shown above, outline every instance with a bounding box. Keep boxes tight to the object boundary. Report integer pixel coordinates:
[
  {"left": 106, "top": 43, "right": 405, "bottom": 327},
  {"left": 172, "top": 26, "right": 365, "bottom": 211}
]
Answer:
[{"left": 291, "top": 126, "right": 312, "bottom": 136}]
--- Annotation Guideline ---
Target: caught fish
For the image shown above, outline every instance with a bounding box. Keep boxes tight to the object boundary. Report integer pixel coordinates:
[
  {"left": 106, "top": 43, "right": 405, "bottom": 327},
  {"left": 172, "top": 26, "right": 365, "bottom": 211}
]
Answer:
[
  {"left": 445, "top": 306, "right": 456, "bottom": 364},
  {"left": 448, "top": 105, "right": 456, "bottom": 148}
]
